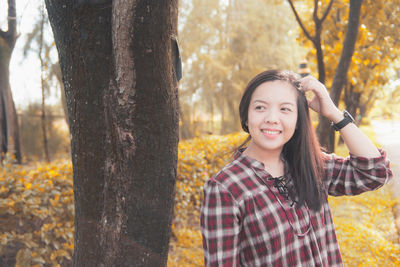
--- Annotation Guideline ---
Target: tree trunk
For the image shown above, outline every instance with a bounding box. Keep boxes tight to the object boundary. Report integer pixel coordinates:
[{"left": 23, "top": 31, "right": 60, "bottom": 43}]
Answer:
[
  {"left": 39, "top": 6, "right": 50, "bottom": 162},
  {"left": 0, "top": 51, "right": 11, "bottom": 156},
  {"left": 45, "top": 1, "right": 179, "bottom": 266},
  {"left": 330, "top": 0, "right": 363, "bottom": 105},
  {"left": 344, "top": 83, "right": 361, "bottom": 125},
  {"left": 317, "top": 0, "right": 363, "bottom": 152},
  {"left": 5, "top": 83, "right": 21, "bottom": 162},
  {"left": 0, "top": 0, "right": 22, "bottom": 163},
  {"left": 315, "top": 35, "right": 326, "bottom": 84}
]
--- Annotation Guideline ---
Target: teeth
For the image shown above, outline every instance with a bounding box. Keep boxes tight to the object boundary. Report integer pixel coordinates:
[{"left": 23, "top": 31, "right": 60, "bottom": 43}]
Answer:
[{"left": 262, "top": 130, "right": 280, "bottom": 134}]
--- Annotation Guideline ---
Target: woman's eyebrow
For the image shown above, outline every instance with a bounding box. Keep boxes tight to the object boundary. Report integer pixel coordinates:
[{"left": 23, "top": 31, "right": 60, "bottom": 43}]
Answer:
[
  {"left": 281, "top": 102, "right": 295, "bottom": 106},
  {"left": 253, "top": 99, "right": 295, "bottom": 106},
  {"left": 253, "top": 100, "right": 267, "bottom": 104}
]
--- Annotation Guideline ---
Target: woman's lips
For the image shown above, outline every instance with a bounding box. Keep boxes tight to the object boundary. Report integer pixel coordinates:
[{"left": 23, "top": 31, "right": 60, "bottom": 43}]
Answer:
[{"left": 261, "top": 129, "right": 281, "bottom": 138}]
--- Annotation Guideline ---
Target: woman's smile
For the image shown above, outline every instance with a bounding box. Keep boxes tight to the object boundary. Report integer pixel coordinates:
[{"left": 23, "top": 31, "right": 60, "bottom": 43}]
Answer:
[{"left": 261, "top": 128, "right": 282, "bottom": 138}]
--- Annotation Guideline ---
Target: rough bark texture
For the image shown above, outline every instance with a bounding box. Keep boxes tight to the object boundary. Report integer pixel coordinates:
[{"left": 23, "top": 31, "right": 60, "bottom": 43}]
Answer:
[
  {"left": 45, "top": 1, "right": 179, "bottom": 266},
  {"left": 0, "top": 0, "right": 22, "bottom": 163},
  {"left": 316, "top": 0, "right": 363, "bottom": 152}
]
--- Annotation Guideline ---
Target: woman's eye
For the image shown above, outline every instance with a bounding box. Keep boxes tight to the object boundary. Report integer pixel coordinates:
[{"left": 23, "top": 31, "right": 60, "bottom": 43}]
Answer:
[
  {"left": 281, "top": 107, "right": 292, "bottom": 112},
  {"left": 255, "top": 106, "right": 265, "bottom": 110}
]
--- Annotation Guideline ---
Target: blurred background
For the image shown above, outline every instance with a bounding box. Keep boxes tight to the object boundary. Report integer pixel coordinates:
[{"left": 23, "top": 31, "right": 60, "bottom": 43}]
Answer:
[
  {"left": 3, "top": 0, "right": 400, "bottom": 160},
  {"left": 1, "top": 0, "right": 400, "bottom": 266}
]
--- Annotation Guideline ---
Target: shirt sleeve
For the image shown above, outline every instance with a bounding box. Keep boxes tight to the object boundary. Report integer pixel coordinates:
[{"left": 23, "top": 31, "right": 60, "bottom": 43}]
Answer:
[
  {"left": 324, "top": 149, "right": 392, "bottom": 196},
  {"left": 200, "top": 179, "right": 241, "bottom": 267}
]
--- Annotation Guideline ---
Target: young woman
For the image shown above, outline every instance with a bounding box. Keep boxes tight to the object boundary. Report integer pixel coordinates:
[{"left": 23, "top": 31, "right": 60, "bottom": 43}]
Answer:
[{"left": 200, "top": 70, "right": 392, "bottom": 266}]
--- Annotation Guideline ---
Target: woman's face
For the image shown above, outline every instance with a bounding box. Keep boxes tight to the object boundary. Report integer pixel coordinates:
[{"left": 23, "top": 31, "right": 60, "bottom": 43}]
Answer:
[{"left": 246, "top": 80, "right": 298, "bottom": 155}]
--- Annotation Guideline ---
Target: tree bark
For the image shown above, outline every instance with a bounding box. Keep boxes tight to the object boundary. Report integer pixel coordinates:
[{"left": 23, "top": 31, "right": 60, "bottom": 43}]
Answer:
[
  {"left": 0, "top": 0, "right": 22, "bottom": 163},
  {"left": 317, "top": 0, "right": 363, "bottom": 152},
  {"left": 45, "top": 1, "right": 179, "bottom": 266}
]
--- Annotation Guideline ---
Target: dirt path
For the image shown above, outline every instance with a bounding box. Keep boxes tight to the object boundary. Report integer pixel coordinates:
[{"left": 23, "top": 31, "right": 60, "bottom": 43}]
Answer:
[{"left": 372, "top": 120, "right": 400, "bottom": 234}]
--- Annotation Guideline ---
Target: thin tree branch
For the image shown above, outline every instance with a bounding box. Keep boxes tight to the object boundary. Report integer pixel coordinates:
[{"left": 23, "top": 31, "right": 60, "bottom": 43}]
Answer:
[
  {"left": 313, "top": 0, "right": 319, "bottom": 23},
  {"left": 320, "top": 0, "right": 335, "bottom": 23},
  {"left": 287, "top": 0, "right": 316, "bottom": 44}
]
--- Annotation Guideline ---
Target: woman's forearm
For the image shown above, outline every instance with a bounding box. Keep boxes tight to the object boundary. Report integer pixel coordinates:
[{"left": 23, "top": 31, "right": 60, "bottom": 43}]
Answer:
[{"left": 329, "top": 109, "right": 381, "bottom": 158}]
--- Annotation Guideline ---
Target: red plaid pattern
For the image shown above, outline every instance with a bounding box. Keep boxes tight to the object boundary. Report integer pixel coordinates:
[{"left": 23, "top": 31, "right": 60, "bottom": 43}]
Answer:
[{"left": 200, "top": 149, "right": 392, "bottom": 266}]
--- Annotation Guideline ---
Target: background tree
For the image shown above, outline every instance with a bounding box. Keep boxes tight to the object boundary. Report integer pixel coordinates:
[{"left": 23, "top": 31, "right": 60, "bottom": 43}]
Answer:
[
  {"left": 288, "top": 0, "right": 362, "bottom": 152},
  {"left": 0, "top": 0, "right": 22, "bottom": 163},
  {"left": 38, "top": 3, "right": 50, "bottom": 162},
  {"left": 293, "top": 0, "right": 400, "bottom": 151},
  {"left": 21, "top": 1, "right": 68, "bottom": 128},
  {"left": 287, "top": 0, "right": 334, "bottom": 84},
  {"left": 320, "top": 0, "right": 400, "bottom": 123},
  {"left": 8, "top": 0, "right": 71, "bottom": 162},
  {"left": 45, "top": 1, "right": 179, "bottom": 266},
  {"left": 179, "top": 0, "right": 303, "bottom": 138}
]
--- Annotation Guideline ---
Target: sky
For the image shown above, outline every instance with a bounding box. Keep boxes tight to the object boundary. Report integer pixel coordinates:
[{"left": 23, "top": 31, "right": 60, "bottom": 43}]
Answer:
[{"left": 1, "top": 0, "right": 60, "bottom": 110}]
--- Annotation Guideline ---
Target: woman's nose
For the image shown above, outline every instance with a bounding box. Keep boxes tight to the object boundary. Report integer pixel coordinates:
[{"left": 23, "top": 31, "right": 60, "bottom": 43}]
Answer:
[{"left": 264, "top": 109, "right": 279, "bottom": 124}]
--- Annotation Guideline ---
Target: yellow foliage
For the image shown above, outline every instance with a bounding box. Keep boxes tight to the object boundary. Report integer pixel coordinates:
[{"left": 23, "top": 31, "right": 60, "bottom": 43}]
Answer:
[
  {"left": 329, "top": 188, "right": 400, "bottom": 266},
  {"left": 173, "top": 132, "right": 248, "bottom": 227},
  {"left": 1, "top": 130, "right": 399, "bottom": 266},
  {"left": 168, "top": 227, "right": 204, "bottom": 267},
  {"left": 0, "top": 157, "right": 74, "bottom": 266}
]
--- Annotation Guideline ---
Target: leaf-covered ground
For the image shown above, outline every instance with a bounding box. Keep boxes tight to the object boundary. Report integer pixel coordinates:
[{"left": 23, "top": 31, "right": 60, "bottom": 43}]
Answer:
[{"left": 0, "top": 131, "right": 398, "bottom": 266}]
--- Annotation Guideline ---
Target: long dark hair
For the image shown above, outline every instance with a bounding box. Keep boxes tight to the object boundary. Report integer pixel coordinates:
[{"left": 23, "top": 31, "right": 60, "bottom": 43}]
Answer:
[{"left": 238, "top": 70, "right": 325, "bottom": 211}]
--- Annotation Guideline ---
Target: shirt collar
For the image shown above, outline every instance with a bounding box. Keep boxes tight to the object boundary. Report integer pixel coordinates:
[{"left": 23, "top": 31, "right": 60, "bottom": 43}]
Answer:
[
  {"left": 234, "top": 147, "right": 265, "bottom": 171},
  {"left": 234, "top": 147, "right": 291, "bottom": 178}
]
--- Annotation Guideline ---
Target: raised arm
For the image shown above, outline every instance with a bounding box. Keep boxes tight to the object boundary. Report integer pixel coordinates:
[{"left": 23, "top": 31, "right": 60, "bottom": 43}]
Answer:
[
  {"left": 299, "top": 75, "right": 380, "bottom": 157},
  {"left": 299, "top": 76, "right": 391, "bottom": 196}
]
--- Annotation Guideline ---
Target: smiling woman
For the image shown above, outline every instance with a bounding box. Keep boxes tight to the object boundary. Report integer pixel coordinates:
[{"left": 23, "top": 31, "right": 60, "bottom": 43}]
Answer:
[
  {"left": 200, "top": 69, "right": 392, "bottom": 266},
  {"left": 244, "top": 80, "right": 298, "bottom": 172}
]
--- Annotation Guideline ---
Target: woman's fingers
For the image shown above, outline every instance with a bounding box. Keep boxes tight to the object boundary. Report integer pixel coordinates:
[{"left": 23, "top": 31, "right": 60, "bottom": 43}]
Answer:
[
  {"left": 300, "top": 76, "right": 326, "bottom": 96},
  {"left": 299, "top": 75, "right": 337, "bottom": 117}
]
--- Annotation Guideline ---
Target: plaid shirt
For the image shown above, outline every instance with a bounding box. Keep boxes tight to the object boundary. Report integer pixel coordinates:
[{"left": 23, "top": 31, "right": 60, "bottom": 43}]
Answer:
[{"left": 200, "top": 149, "right": 392, "bottom": 266}]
